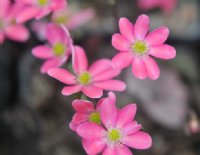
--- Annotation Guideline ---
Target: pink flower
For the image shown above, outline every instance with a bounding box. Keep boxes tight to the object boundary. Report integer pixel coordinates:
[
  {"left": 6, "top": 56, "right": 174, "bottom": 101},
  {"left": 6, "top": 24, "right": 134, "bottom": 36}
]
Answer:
[
  {"left": 15, "top": 0, "right": 67, "bottom": 23},
  {"left": 76, "top": 92, "right": 152, "bottom": 155},
  {"left": 112, "top": 14, "right": 176, "bottom": 80},
  {"left": 51, "top": 6, "right": 95, "bottom": 30},
  {"left": 138, "top": 0, "right": 177, "bottom": 13},
  {"left": 47, "top": 47, "right": 126, "bottom": 98},
  {"left": 32, "top": 23, "right": 73, "bottom": 73},
  {"left": 0, "top": 0, "right": 29, "bottom": 44}
]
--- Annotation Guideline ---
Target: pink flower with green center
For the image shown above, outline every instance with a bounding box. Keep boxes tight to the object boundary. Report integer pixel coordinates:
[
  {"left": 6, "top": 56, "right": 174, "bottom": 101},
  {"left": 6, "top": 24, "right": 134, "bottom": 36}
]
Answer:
[
  {"left": 47, "top": 47, "right": 126, "bottom": 98},
  {"left": 32, "top": 23, "right": 73, "bottom": 73},
  {"left": 15, "top": 0, "right": 67, "bottom": 23},
  {"left": 138, "top": 0, "right": 177, "bottom": 13},
  {"left": 112, "top": 14, "right": 176, "bottom": 80},
  {"left": 0, "top": 0, "right": 29, "bottom": 44},
  {"left": 77, "top": 92, "right": 152, "bottom": 155}
]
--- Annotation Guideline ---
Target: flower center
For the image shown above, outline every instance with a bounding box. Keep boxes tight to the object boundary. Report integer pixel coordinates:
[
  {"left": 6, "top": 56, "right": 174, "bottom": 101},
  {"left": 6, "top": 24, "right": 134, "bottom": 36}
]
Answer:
[
  {"left": 88, "top": 112, "right": 101, "bottom": 124},
  {"left": 131, "top": 41, "right": 148, "bottom": 55},
  {"left": 54, "top": 15, "right": 69, "bottom": 24},
  {"left": 78, "top": 72, "right": 91, "bottom": 85},
  {"left": 53, "top": 43, "right": 66, "bottom": 57},
  {"left": 107, "top": 129, "right": 121, "bottom": 142},
  {"left": 38, "top": 0, "right": 48, "bottom": 6}
]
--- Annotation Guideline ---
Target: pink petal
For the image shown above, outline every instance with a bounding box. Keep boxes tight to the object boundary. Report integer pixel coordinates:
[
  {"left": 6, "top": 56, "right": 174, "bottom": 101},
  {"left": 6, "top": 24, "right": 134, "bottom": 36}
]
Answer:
[
  {"left": 71, "top": 113, "right": 88, "bottom": 125},
  {"left": 72, "top": 46, "right": 88, "bottom": 74},
  {"left": 50, "top": 0, "right": 67, "bottom": 10},
  {"left": 103, "top": 146, "right": 117, "bottom": 155},
  {"left": 82, "top": 86, "right": 103, "bottom": 98},
  {"left": 77, "top": 122, "right": 105, "bottom": 140},
  {"left": 119, "top": 17, "right": 135, "bottom": 42},
  {"left": 69, "top": 121, "right": 77, "bottom": 131},
  {"left": 145, "top": 27, "right": 169, "bottom": 46},
  {"left": 112, "top": 33, "right": 131, "bottom": 52},
  {"left": 16, "top": 6, "right": 39, "bottom": 23},
  {"left": 0, "top": 32, "right": 5, "bottom": 44},
  {"left": 132, "top": 57, "right": 147, "bottom": 79},
  {"left": 48, "top": 68, "right": 76, "bottom": 84},
  {"left": 116, "top": 104, "right": 137, "bottom": 128},
  {"left": 121, "top": 131, "right": 152, "bottom": 149},
  {"left": 82, "top": 139, "right": 105, "bottom": 155},
  {"left": 32, "top": 45, "right": 53, "bottom": 59},
  {"left": 100, "top": 95, "right": 118, "bottom": 128},
  {"left": 143, "top": 56, "right": 160, "bottom": 80},
  {"left": 93, "top": 80, "right": 126, "bottom": 92},
  {"left": 111, "top": 52, "right": 133, "bottom": 69},
  {"left": 149, "top": 44, "right": 176, "bottom": 59},
  {"left": 5, "top": 25, "right": 29, "bottom": 42},
  {"left": 61, "top": 85, "right": 82, "bottom": 96},
  {"left": 115, "top": 145, "right": 132, "bottom": 155},
  {"left": 35, "top": 8, "right": 51, "bottom": 20},
  {"left": 123, "top": 121, "right": 142, "bottom": 136},
  {"left": 0, "top": 0, "right": 10, "bottom": 17},
  {"left": 134, "top": 14, "right": 150, "bottom": 40},
  {"left": 40, "top": 58, "right": 62, "bottom": 74},
  {"left": 72, "top": 100, "right": 94, "bottom": 113}
]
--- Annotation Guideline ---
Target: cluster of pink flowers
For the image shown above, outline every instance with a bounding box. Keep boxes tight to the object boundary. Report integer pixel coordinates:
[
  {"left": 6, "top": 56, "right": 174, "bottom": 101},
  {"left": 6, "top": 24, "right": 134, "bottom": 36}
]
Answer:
[{"left": 0, "top": 0, "right": 177, "bottom": 154}]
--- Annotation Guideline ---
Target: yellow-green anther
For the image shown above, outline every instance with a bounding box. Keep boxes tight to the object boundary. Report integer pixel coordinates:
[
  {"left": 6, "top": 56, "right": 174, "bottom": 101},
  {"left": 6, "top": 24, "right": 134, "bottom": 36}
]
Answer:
[
  {"left": 108, "top": 129, "right": 121, "bottom": 142},
  {"left": 53, "top": 43, "right": 66, "bottom": 57},
  {"left": 78, "top": 72, "right": 91, "bottom": 85},
  {"left": 131, "top": 41, "right": 148, "bottom": 55},
  {"left": 38, "top": 0, "right": 48, "bottom": 6},
  {"left": 89, "top": 112, "right": 101, "bottom": 124}
]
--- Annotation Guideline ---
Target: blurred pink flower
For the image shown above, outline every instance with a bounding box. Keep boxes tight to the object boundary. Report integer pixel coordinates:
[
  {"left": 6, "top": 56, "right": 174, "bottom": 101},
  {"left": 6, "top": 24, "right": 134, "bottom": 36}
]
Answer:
[
  {"left": 15, "top": 0, "right": 67, "bottom": 23},
  {"left": 48, "top": 47, "right": 126, "bottom": 98},
  {"left": 0, "top": 0, "right": 29, "bottom": 44},
  {"left": 77, "top": 92, "right": 152, "bottom": 155},
  {"left": 52, "top": 7, "right": 95, "bottom": 30},
  {"left": 138, "top": 0, "right": 177, "bottom": 13},
  {"left": 32, "top": 23, "right": 73, "bottom": 73},
  {"left": 112, "top": 14, "right": 176, "bottom": 80}
]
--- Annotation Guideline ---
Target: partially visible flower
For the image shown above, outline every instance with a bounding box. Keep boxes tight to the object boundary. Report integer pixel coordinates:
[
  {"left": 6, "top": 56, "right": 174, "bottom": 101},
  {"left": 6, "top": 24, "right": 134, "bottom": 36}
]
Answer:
[
  {"left": 138, "top": 0, "right": 177, "bottom": 13},
  {"left": 32, "top": 23, "right": 73, "bottom": 73},
  {"left": 15, "top": 0, "right": 67, "bottom": 23},
  {"left": 48, "top": 47, "right": 126, "bottom": 98},
  {"left": 0, "top": 0, "right": 29, "bottom": 44},
  {"left": 112, "top": 14, "right": 176, "bottom": 80},
  {"left": 31, "top": 20, "right": 48, "bottom": 40},
  {"left": 70, "top": 93, "right": 116, "bottom": 131},
  {"left": 77, "top": 92, "right": 152, "bottom": 155},
  {"left": 51, "top": 6, "right": 95, "bottom": 30}
]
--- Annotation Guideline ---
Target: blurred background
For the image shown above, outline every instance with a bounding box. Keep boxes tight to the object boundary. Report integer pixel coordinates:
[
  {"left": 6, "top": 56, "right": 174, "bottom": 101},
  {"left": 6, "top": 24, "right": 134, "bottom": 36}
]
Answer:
[{"left": 0, "top": 0, "right": 200, "bottom": 155}]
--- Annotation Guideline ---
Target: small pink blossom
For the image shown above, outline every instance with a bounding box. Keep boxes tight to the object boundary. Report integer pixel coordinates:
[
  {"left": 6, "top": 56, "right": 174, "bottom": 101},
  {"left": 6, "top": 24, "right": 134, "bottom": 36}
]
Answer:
[
  {"left": 0, "top": 0, "right": 29, "bottom": 44},
  {"left": 138, "top": 0, "right": 177, "bottom": 13},
  {"left": 76, "top": 92, "right": 152, "bottom": 155},
  {"left": 47, "top": 47, "right": 126, "bottom": 98},
  {"left": 112, "top": 14, "right": 176, "bottom": 80},
  {"left": 15, "top": 0, "right": 67, "bottom": 23},
  {"left": 32, "top": 23, "right": 73, "bottom": 73}
]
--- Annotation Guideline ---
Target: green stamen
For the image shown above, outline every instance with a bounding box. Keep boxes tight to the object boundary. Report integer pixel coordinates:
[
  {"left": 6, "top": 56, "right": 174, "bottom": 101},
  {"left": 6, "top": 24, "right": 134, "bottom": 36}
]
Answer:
[
  {"left": 54, "top": 16, "right": 68, "bottom": 24},
  {"left": 131, "top": 41, "right": 148, "bottom": 55},
  {"left": 108, "top": 129, "right": 121, "bottom": 142},
  {"left": 38, "top": 0, "right": 48, "bottom": 6},
  {"left": 53, "top": 43, "right": 66, "bottom": 57},
  {"left": 88, "top": 112, "right": 101, "bottom": 124},
  {"left": 78, "top": 72, "right": 91, "bottom": 85}
]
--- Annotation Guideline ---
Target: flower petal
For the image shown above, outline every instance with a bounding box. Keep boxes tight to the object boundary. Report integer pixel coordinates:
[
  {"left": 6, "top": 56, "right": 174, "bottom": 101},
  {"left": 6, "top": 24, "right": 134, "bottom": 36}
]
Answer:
[
  {"left": 40, "top": 58, "right": 63, "bottom": 74},
  {"left": 100, "top": 94, "right": 118, "bottom": 128},
  {"left": 47, "top": 68, "right": 76, "bottom": 84},
  {"left": 82, "top": 139, "right": 105, "bottom": 155},
  {"left": 121, "top": 131, "right": 152, "bottom": 149},
  {"left": 93, "top": 80, "right": 126, "bottom": 92},
  {"left": 134, "top": 14, "right": 150, "bottom": 40},
  {"left": 132, "top": 57, "right": 147, "bottom": 79},
  {"left": 112, "top": 33, "right": 131, "bottom": 52},
  {"left": 116, "top": 145, "right": 132, "bottom": 155},
  {"left": 72, "top": 100, "right": 94, "bottom": 113},
  {"left": 123, "top": 121, "right": 142, "bottom": 136},
  {"left": 143, "top": 56, "right": 160, "bottom": 80},
  {"left": 119, "top": 17, "right": 135, "bottom": 42},
  {"left": 116, "top": 104, "right": 137, "bottom": 128},
  {"left": 82, "top": 86, "right": 103, "bottom": 98},
  {"left": 72, "top": 46, "right": 88, "bottom": 74},
  {"left": 111, "top": 52, "right": 133, "bottom": 69},
  {"left": 145, "top": 27, "right": 169, "bottom": 46},
  {"left": 32, "top": 45, "right": 53, "bottom": 59},
  {"left": 77, "top": 122, "right": 105, "bottom": 140},
  {"left": 0, "top": 0, "right": 10, "bottom": 17},
  {"left": 5, "top": 25, "right": 29, "bottom": 42},
  {"left": 71, "top": 113, "right": 88, "bottom": 125},
  {"left": 149, "top": 44, "right": 176, "bottom": 59},
  {"left": 103, "top": 146, "right": 117, "bottom": 155},
  {"left": 61, "top": 85, "right": 82, "bottom": 96}
]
